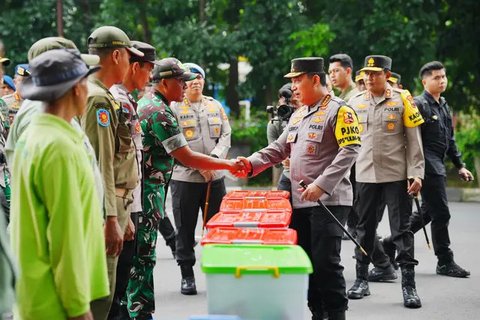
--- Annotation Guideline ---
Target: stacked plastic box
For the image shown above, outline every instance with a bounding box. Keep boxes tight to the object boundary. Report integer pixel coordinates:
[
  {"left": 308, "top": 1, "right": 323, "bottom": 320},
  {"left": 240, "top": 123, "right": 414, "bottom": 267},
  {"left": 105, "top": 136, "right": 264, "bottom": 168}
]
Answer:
[{"left": 201, "top": 190, "right": 312, "bottom": 320}]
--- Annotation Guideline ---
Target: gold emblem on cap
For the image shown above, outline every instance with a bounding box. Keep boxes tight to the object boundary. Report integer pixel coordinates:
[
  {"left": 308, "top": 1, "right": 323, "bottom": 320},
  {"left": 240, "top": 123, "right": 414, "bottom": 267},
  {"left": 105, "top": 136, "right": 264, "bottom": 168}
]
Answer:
[{"left": 367, "top": 57, "right": 375, "bottom": 67}]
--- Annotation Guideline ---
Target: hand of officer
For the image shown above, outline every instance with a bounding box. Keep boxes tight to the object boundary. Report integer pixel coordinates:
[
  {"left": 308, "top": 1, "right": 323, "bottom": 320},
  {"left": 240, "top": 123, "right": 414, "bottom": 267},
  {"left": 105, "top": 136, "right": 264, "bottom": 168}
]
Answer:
[
  {"left": 199, "top": 169, "right": 214, "bottom": 182},
  {"left": 105, "top": 216, "right": 124, "bottom": 256},
  {"left": 458, "top": 167, "right": 474, "bottom": 182},
  {"left": 282, "top": 158, "right": 290, "bottom": 169},
  {"left": 124, "top": 217, "right": 135, "bottom": 241},
  {"left": 299, "top": 183, "right": 325, "bottom": 202},
  {"left": 233, "top": 157, "right": 251, "bottom": 177},
  {"left": 68, "top": 310, "right": 94, "bottom": 320},
  {"left": 407, "top": 177, "right": 422, "bottom": 195}
]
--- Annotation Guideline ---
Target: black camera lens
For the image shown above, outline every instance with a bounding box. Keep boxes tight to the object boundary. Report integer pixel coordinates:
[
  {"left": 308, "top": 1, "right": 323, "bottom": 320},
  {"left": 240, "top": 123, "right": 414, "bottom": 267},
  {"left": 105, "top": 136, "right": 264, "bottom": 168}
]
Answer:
[{"left": 277, "top": 104, "right": 293, "bottom": 120}]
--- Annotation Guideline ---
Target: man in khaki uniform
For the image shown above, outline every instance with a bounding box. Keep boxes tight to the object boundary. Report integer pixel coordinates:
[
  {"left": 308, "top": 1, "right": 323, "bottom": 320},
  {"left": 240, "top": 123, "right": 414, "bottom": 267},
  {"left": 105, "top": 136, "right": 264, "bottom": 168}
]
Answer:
[
  {"left": 347, "top": 55, "right": 424, "bottom": 309},
  {"left": 328, "top": 53, "right": 359, "bottom": 102},
  {"left": 81, "top": 25, "right": 144, "bottom": 319},
  {"left": 237, "top": 57, "right": 361, "bottom": 320},
  {"left": 170, "top": 62, "right": 231, "bottom": 295}
]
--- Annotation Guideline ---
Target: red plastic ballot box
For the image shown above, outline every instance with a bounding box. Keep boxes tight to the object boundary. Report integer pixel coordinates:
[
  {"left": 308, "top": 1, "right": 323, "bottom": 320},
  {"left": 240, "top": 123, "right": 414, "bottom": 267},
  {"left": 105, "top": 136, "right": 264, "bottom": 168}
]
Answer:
[
  {"left": 220, "top": 198, "right": 292, "bottom": 213},
  {"left": 201, "top": 227, "right": 297, "bottom": 245},
  {"left": 223, "top": 190, "right": 290, "bottom": 200},
  {"left": 206, "top": 211, "right": 291, "bottom": 229}
]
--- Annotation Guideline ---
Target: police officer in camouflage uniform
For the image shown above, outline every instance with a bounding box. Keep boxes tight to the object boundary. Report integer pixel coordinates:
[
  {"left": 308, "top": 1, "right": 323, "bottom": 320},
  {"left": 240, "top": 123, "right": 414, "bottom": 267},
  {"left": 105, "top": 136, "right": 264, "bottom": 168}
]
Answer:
[
  {"left": 82, "top": 26, "right": 144, "bottom": 320},
  {"left": 127, "top": 57, "right": 243, "bottom": 319},
  {"left": 237, "top": 57, "right": 361, "bottom": 320},
  {"left": 170, "top": 62, "right": 231, "bottom": 295},
  {"left": 108, "top": 40, "right": 156, "bottom": 320},
  {"left": 347, "top": 55, "right": 424, "bottom": 309}
]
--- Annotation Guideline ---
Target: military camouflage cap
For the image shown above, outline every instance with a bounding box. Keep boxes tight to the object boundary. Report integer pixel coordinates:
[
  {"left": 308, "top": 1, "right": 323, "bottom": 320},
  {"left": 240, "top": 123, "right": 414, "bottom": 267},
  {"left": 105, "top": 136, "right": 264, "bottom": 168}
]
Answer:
[
  {"left": 28, "top": 37, "right": 99, "bottom": 66},
  {"left": 151, "top": 58, "right": 196, "bottom": 81},
  {"left": 88, "top": 26, "right": 143, "bottom": 57},
  {"left": 360, "top": 55, "right": 392, "bottom": 72},
  {"left": 284, "top": 57, "right": 324, "bottom": 78}
]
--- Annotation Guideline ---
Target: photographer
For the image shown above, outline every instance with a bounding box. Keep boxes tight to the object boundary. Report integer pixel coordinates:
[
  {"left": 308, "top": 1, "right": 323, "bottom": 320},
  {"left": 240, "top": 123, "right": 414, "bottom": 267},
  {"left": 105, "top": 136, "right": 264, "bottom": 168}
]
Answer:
[{"left": 266, "top": 83, "right": 302, "bottom": 191}]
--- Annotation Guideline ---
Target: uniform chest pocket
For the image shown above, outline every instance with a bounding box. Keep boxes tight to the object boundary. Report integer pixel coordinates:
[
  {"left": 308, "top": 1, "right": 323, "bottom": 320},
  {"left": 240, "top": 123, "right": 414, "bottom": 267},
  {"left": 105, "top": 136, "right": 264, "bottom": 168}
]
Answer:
[
  {"left": 180, "top": 118, "right": 199, "bottom": 141},
  {"left": 207, "top": 116, "right": 222, "bottom": 138},
  {"left": 116, "top": 122, "right": 133, "bottom": 153},
  {"left": 382, "top": 111, "right": 402, "bottom": 134},
  {"left": 356, "top": 110, "right": 368, "bottom": 134},
  {"left": 304, "top": 131, "right": 324, "bottom": 156}
]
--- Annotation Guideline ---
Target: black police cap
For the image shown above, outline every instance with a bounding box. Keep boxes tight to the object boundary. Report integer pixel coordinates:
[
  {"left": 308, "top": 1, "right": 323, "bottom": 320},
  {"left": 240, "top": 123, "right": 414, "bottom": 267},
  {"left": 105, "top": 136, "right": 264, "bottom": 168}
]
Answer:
[
  {"left": 284, "top": 57, "right": 324, "bottom": 78},
  {"left": 360, "top": 55, "right": 392, "bottom": 72}
]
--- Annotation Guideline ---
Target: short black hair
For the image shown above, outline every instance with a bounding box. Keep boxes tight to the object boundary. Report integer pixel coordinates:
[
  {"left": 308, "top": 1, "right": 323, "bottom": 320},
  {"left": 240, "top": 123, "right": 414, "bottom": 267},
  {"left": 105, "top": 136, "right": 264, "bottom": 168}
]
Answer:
[
  {"left": 329, "top": 53, "right": 353, "bottom": 70},
  {"left": 419, "top": 61, "right": 445, "bottom": 79}
]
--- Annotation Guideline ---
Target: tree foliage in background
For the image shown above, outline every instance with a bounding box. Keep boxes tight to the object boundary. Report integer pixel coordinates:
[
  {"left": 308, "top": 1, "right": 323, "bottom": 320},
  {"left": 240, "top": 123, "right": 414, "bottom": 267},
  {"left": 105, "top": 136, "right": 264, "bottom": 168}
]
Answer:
[{"left": 2, "top": 0, "right": 479, "bottom": 113}]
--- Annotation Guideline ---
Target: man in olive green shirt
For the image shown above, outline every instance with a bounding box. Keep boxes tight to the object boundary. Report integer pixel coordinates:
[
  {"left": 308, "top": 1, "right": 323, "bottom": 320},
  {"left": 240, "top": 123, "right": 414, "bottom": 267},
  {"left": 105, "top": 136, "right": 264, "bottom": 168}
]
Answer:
[
  {"left": 81, "top": 26, "right": 144, "bottom": 319},
  {"left": 11, "top": 48, "right": 109, "bottom": 320},
  {"left": 328, "top": 53, "right": 359, "bottom": 102}
]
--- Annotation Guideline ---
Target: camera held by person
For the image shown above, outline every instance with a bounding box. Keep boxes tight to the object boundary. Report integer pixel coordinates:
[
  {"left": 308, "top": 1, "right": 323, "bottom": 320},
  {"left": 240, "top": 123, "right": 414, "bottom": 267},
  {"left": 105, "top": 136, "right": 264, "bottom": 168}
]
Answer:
[{"left": 267, "top": 83, "right": 296, "bottom": 123}]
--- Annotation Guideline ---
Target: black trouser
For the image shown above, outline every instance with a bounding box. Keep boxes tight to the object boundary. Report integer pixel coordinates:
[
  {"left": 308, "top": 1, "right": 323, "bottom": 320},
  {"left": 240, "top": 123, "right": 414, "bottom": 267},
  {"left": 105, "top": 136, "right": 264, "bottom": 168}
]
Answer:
[
  {"left": 290, "top": 206, "right": 349, "bottom": 313},
  {"left": 355, "top": 181, "right": 418, "bottom": 267},
  {"left": 158, "top": 215, "right": 176, "bottom": 245},
  {"left": 171, "top": 178, "right": 226, "bottom": 267},
  {"left": 108, "top": 211, "right": 139, "bottom": 320},
  {"left": 346, "top": 166, "right": 358, "bottom": 230},
  {"left": 410, "top": 174, "right": 453, "bottom": 264}
]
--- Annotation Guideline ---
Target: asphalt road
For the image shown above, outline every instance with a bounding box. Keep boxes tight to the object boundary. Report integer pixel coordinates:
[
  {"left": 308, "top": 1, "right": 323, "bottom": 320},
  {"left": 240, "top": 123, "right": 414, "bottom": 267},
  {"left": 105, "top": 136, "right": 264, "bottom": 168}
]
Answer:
[{"left": 151, "top": 197, "right": 480, "bottom": 320}]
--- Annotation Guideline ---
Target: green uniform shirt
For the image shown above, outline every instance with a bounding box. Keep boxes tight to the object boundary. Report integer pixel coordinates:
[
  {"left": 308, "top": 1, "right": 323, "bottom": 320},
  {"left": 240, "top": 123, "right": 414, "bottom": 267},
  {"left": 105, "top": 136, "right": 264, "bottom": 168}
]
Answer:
[
  {"left": 10, "top": 114, "right": 109, "bottom": 319},
  {"left": 5, "top": 99, "right": 104, "bottom": 211},
  {"left": 137, "top": 91, "right": 187, "bottom": 184},
  {"left": 82, "top": 78, "right": 138, "bottom": 217},
  {"left": 339, "top": 81, "right": 360, "bottom": 102}
]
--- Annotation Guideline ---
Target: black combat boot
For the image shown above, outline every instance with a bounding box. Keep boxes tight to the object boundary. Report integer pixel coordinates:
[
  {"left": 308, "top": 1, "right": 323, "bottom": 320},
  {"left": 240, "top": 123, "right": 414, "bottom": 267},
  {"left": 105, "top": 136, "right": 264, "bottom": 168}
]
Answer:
[
  {"left": 347, "top": 263, "right": 370, "bottom": 299},
  {"left": 436, "top": 261, "right": 470, "bottom": 278},
  {"left": 381, "top": 236, "right": 398, "bottom": 270},
  {"left": 180, "top": 265, "right": 197, "bottom": 295},
  {"left": 368, "top": 263, "right": 397, "bottom": 282},
  {"left": 401, "top": 266, "right": 422, "bottom": 308}
]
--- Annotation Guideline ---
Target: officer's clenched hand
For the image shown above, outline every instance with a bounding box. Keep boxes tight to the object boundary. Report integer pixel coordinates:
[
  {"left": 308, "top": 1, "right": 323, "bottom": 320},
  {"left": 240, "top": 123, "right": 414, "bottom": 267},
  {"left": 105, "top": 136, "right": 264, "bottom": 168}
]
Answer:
[
  {"left": 299, "top": 183, "right": 325, "bottom": 202},
  {"left": 105, "top": 216, "right": 124, "bottom": 256},
  {"left": 407, "top": 177, "right": 422, "bottom": 195},
  {"left": 124, "top": 217, "right": 135, "bottom": 241},
  {"left": 199, "top": 170, "right": 214, "bottom": 182},
  {"left": 458, "top": 167, "right": 474, "bottom": 182},
  {"left": 232, "top": 157, "right": 251, "bottom": 177}
]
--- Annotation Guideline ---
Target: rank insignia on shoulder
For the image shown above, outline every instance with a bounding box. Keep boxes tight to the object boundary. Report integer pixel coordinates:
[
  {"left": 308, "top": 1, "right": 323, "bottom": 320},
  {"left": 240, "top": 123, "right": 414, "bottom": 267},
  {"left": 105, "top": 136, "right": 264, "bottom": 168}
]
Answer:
[{"left": 97, "top": 108, "right": 110, "bottom": 127}]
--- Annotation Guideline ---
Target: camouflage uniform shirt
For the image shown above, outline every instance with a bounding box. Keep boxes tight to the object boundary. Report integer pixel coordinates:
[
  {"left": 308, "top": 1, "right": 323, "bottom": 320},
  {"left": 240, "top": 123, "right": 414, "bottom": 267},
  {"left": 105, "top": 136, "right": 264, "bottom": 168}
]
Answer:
[{"left": 137, "top": 91, "right": 187, "bottom": 185}]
